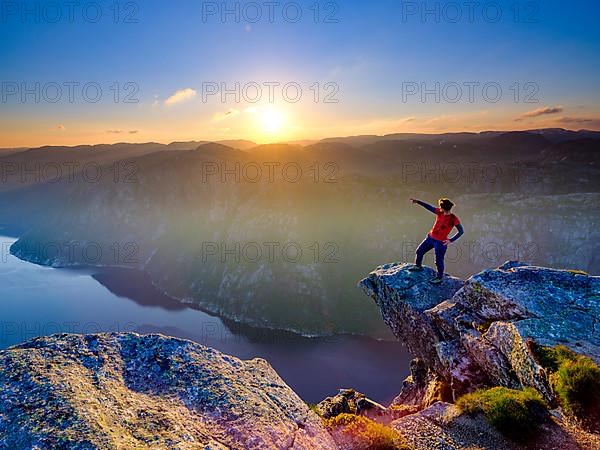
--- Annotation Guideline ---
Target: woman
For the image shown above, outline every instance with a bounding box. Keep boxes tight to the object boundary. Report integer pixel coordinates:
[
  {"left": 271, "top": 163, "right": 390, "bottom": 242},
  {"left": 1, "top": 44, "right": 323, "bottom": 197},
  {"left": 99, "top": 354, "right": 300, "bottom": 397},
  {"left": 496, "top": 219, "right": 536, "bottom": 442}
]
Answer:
[{"left": 408, "top": 198, "right": 464, "bottom": 284}]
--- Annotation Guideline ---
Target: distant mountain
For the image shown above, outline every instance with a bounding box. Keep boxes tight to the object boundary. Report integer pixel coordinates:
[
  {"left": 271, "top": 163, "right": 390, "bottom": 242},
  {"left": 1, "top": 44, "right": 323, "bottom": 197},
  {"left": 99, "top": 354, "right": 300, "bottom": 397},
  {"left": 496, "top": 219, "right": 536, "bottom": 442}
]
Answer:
[
  {"left": 0, "top": 147, "right": 29, "bottom": 155},
  {"left": 527, "top": 128, "right": 600, "bottom": 143},
  {"left": 2, "top": 133, "right": 599, "bottom": 336},
  {"left": 488, "top": 131, "right": 551, "bottom": 156},
  {"left": 319, "top": 129, "right": 600, "bottom": 148},
  {"left": 217, "top": 139, "right": 257, "bottom": 150},
  {"left": 167, "top": 140, "right": 257, "bottom": 151},
  {"left": 166, "top": 141, "right": 209, "bottom": 150},
  {"left": 280, "top": 139, "right": 320, "bottom": 147}
]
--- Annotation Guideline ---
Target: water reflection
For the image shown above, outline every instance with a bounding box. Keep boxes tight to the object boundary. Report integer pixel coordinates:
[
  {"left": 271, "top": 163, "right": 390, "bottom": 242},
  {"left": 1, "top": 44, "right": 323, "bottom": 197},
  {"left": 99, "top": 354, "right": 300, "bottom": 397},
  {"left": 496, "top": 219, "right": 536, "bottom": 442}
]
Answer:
[{"left": 0, "top": 236, "right": 410, "bottom": 404}]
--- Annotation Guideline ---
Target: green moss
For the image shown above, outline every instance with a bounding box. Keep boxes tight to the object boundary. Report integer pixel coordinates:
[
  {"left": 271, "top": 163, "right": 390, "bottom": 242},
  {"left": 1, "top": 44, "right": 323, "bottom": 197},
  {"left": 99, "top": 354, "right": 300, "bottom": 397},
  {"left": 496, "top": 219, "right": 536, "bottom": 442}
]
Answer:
[
  {"left": 325, "top": 413, "right": 411, "bottom": 450},
  {"left": 307, "top": 403, "right": 321, "bottom": 417},
  {"left": 530, "top": 343, "right": 578, "bottom": 373},
  {"left": 551, "top": 356, "right": 600, "bottom": 424},
  {"left": 457, "top": 387, "right": 548, "bottom": 441},
  {"left": 530, "top": 343, "right": 600, "bottom": 426}
]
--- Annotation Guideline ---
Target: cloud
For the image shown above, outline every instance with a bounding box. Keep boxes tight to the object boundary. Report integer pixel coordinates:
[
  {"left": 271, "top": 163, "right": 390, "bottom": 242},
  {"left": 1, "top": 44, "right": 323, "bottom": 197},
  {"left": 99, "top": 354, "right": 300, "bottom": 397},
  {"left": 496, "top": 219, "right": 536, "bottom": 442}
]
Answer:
[
  {"left": 518, "top": 106, "right": 563, "bottom": 120},
  {"left": 106, "top": 129, "right": 139, "bottom": 134},
  {"left": 212, "top": 108, "right": 240, "bottom": 122},
  {"left": 55, "top": 124, "right": 66, "bottom": 131},
  {"left": 164, "top": 88, "right": 197, "bottom": 106},
  {"left": 557, "top": 116, "right": 600, "bottom": 128},
  {"left": 399, "top": 117, "right": 415, "bottom": 123},
  {"left": 558, "top": 116, "right": 596, "bottom": 124}
]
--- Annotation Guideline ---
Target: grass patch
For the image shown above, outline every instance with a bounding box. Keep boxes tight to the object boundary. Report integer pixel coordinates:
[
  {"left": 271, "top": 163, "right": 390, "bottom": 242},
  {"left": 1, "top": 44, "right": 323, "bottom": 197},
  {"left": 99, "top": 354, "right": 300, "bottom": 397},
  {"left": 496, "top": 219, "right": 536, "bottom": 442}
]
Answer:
[
  {"left": 457, "top": 387, "right": 548, "bottom": 441},
  {"left": 530, "top": 343, "right": 578, "bottom": 373},
  {"left": 531, "top": 343, "right": 600, "bottom": 426},
  {"left": 551, "top": 356, "right": 600, "bottom": 424},
  {"left": 325, "top": 413, "right": 411, "bottom": 450}
]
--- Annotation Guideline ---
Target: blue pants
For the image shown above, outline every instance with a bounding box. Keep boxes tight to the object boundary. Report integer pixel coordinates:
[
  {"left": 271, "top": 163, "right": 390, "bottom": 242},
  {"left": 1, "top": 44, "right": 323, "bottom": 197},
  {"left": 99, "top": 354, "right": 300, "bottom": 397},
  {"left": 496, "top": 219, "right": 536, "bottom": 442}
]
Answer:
[{"left": 415, "top": 236, "right": 447, "bottom": 278}]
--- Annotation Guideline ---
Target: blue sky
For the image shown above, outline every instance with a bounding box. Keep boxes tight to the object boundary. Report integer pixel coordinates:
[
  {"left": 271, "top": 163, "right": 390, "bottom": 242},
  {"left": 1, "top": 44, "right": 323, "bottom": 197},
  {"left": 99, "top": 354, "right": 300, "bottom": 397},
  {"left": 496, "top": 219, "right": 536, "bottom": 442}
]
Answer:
[{"left": 1, "top": 0, "right": 599, "bottom": 146}]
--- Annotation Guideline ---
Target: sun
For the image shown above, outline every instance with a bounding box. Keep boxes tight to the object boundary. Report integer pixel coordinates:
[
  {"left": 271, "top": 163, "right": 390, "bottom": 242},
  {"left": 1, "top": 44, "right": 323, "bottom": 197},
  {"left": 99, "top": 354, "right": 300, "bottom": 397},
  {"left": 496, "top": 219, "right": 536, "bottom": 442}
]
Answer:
[{"left": 260, "top": 108, "right": 286, "bottom": 136}]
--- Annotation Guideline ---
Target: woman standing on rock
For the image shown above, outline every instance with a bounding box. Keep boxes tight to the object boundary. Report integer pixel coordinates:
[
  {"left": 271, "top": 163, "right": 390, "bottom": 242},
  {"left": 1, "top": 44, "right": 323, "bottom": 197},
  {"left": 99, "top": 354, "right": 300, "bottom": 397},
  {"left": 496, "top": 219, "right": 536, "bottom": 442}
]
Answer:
[{"left": 408, "top": 198, "right": 464, "bottom": 284}]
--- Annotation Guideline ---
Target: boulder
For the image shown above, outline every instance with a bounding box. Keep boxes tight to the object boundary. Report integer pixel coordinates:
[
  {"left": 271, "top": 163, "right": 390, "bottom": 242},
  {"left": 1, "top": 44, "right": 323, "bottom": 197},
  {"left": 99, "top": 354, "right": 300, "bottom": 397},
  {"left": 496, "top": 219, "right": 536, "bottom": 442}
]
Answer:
[
  {"left": 0, "top": 333, "right": 337, "bottom": 449},
  {"left": 360, "top": 262, "right": 600, "bottom": 404},
  {"left": 316, "top": 389, "right": 387, "bottom": 421}
]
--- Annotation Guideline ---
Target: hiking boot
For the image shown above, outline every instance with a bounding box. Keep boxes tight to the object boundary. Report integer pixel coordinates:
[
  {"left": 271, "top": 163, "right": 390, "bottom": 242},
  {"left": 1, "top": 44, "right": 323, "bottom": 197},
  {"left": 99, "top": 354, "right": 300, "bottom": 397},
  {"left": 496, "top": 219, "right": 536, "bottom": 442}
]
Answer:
[
  {"left": 408, "top": 265, "right": 424, "bottom": 272},
  {"left": 429, "top": 277, "right": 443, "bottom": 285}
]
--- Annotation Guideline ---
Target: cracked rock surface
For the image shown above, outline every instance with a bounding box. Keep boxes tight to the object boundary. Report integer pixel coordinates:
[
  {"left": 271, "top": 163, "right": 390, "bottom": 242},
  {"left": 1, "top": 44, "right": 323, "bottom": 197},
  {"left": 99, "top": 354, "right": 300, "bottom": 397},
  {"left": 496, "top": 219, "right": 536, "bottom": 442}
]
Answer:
[
  {"left": 359, "top": 262, "right": 600, "bottom": 404},
  {"left": 0, "top": 333, "right": 337, "bottom": 450}
]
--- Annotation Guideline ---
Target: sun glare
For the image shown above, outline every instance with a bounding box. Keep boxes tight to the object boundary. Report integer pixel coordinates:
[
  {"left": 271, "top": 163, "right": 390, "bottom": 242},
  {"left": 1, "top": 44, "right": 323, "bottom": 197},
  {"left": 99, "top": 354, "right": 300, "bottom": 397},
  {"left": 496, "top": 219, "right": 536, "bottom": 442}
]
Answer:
[{"left": 260, "top": 109, "right": 286, "bottom": 136}]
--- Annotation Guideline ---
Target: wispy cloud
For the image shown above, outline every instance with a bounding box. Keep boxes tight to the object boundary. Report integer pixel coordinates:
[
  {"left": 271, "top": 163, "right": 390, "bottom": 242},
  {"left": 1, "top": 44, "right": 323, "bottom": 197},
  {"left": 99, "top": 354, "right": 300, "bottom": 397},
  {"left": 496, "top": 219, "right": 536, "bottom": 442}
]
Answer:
[
  {"left": 212, "top": 108, "right": 240, "bottom": 122},
  {"left": 55, "top": 124, "right": 66, "bottom": 131},
  {"left": 557, "top": 116, "right": 600, "bottom": 128},
  {"left": 106, "top": 130, "right": 139, "bottom": 134},
  {"left": 517, "top": 106, "right": 563, "bottom": 121},
  {"left": 164, "top": 88, "right": 197, "bottom": 106}
]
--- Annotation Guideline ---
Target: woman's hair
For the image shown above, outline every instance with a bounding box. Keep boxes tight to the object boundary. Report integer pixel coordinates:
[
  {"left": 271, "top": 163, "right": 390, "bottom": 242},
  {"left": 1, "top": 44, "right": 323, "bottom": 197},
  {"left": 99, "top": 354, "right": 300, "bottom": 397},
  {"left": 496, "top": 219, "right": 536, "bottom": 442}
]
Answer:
[{"left": 438, "top": 198, "right": 455, "bottom": 211}]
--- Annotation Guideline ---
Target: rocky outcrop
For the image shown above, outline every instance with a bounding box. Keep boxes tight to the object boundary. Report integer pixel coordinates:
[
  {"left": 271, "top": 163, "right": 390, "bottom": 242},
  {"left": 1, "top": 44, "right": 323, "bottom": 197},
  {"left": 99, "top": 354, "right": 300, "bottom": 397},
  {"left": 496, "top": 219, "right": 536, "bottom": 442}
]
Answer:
[
  {"left": 0, "top": 333, "right": 337, "bottom": 450},
  {"left": 360, "top": 262, "right": 600, "bottom": 405},
  {"left": 315, "top": 389, "right": 397, "bottom": 422}
]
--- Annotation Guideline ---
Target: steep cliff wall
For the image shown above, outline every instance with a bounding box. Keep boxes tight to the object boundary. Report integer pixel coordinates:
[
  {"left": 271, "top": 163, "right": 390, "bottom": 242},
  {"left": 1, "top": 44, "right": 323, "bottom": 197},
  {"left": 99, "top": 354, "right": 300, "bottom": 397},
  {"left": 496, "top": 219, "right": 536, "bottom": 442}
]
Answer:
[{"left": 360, "top": 262, "right": 600, "bottom": 405}]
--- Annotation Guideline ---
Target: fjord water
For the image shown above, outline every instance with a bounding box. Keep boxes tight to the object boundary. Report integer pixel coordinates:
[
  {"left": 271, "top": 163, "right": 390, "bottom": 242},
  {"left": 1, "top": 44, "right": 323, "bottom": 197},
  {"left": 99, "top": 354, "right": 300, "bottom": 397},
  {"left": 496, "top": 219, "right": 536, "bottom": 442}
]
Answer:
[{"left": 0, "top": 235, "right": 410, "bottom": 404}]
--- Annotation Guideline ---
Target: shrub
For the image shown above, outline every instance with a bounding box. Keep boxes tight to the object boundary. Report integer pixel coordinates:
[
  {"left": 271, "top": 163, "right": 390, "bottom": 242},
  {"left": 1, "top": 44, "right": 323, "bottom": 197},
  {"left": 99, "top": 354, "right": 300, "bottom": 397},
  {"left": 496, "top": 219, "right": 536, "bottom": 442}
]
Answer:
[
  {"left": 325, "top": 413, "right": 410, "bottom": 450},
  {"left": 551, "top": 356, "right": 600, "bottom": 423},
  {"left": 530, "top": 343, "right": 577, "bottom": 373},
  {"left": 530, "top": 343, "right": 600, "bottom": 425},
  {"left": 457, "top": 387, "right": 548, "bottom": 441}
]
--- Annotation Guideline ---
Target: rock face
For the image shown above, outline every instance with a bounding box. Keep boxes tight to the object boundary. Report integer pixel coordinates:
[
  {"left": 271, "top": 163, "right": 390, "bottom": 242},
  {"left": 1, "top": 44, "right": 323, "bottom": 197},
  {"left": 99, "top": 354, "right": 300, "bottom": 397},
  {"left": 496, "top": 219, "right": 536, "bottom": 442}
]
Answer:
[
  {"left": 360, "top": 262, "right": 600, "bottom": 404},
  {"left": 0, "top": 333, "right": 337, "bottom": 450},
  {"left": 316, "top": 389, "right": 388, "bottom": 421}
]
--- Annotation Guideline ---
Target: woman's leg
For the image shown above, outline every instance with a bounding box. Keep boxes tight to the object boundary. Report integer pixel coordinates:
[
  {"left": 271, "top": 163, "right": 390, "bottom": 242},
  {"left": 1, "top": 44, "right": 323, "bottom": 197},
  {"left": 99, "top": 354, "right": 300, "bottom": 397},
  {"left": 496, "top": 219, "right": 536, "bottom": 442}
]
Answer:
[
  {"left": 415, "top": 236, "right": 434, "bottom": 267},
  {"left": 433, "top": 240, "right": 448, "bottom": 278}
]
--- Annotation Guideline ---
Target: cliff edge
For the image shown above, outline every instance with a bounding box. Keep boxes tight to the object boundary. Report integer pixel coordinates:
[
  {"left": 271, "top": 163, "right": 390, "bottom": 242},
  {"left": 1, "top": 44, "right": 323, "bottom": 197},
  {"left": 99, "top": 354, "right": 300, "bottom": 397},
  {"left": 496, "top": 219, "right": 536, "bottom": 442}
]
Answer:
[
  {"left": 359, "top": 262, "right": 600, "bottom": 406},
  {"left": 0, "top": 333, "right": 336, "bottom": 449}
]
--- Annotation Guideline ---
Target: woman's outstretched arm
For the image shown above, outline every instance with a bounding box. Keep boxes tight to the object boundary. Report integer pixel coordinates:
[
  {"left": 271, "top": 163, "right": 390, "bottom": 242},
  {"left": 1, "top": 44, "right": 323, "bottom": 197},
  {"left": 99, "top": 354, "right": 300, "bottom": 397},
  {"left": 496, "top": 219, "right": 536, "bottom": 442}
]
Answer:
[{"left": 410, "top": 198, "right": 437, "bottom": 213}]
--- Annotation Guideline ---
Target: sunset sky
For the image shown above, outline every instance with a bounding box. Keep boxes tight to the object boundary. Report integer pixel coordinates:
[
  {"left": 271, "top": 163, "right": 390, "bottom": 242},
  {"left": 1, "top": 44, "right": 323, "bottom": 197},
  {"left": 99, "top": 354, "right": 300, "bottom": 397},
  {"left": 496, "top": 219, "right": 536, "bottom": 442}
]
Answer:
[{"left": 1, "top": 0, "right": 599, "bottom": 147}]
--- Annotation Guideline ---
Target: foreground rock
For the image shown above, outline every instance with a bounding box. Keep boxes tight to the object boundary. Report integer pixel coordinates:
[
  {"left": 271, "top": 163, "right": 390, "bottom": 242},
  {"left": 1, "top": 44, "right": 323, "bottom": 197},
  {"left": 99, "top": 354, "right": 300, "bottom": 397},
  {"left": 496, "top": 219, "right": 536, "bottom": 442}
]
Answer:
[
  {"left": 360, "top": 262, "right": 600, "bottom": 405},
  {"left": 0, "top": 333, "right": 337, "bottom": 450},
  {"left": 316, "top": 389, "right": 417, "bottom": 424}
]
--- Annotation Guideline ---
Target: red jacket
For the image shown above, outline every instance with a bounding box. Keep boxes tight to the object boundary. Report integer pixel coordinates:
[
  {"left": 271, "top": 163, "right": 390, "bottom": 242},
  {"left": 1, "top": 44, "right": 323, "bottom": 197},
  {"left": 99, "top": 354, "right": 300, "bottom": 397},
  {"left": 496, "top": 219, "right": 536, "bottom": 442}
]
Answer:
[{"left": 429, "top": 208, "right": 460, "bottom": 241}]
